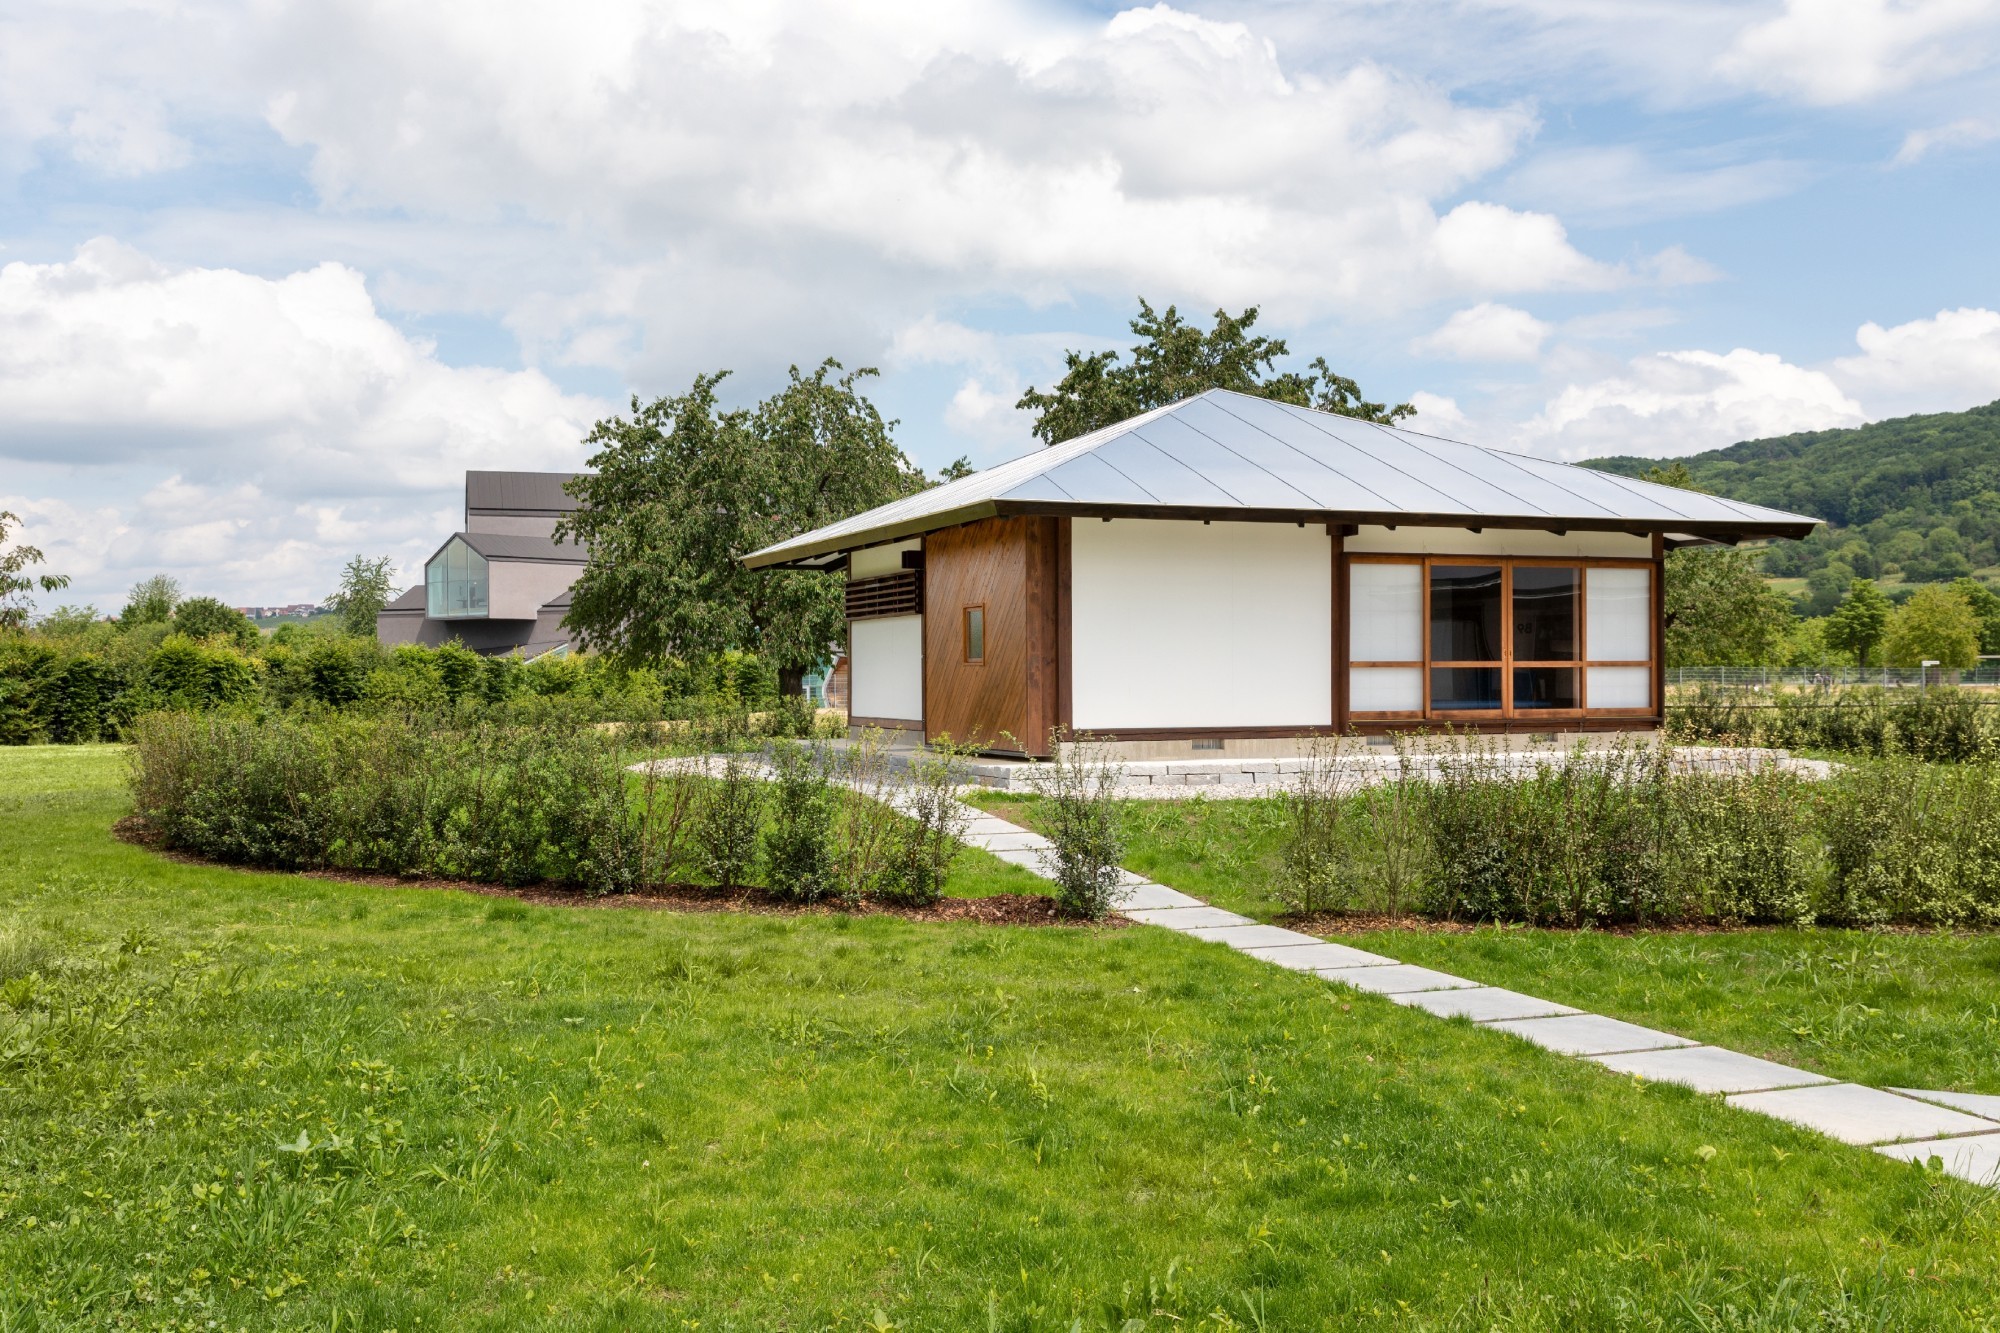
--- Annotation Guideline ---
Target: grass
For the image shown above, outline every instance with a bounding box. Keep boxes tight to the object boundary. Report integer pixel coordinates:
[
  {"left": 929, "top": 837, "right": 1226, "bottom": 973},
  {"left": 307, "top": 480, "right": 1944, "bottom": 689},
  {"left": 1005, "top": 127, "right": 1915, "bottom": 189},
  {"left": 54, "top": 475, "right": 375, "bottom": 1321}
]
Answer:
[
  {"left": 968, "top": 792, "right": 1291, "bottom": 921},
  {"left": 975, "top": 789, "right": 2000, "bottom": 1095},
  {"left": 1341, "top": 926, "right": 2000, "bottom": 1095},
  {"left": 4, "top": 747, "right": 2000, "bottom": 1329}
]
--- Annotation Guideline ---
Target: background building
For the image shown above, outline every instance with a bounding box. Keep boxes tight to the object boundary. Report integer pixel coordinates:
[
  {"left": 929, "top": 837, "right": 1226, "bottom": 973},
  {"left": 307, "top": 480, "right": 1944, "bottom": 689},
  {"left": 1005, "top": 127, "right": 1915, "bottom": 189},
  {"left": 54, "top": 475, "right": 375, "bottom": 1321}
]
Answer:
[{"left": 377, "top": 471, "right": 587, "bottom": 657}]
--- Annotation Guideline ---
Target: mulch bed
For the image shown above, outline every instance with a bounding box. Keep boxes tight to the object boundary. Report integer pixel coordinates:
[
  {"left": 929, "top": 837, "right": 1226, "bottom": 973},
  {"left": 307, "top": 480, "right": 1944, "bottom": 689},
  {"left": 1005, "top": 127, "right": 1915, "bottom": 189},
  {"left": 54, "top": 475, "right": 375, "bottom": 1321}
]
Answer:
[{"left": 112, "top": 817, "right": 1121, "bottom": 928}]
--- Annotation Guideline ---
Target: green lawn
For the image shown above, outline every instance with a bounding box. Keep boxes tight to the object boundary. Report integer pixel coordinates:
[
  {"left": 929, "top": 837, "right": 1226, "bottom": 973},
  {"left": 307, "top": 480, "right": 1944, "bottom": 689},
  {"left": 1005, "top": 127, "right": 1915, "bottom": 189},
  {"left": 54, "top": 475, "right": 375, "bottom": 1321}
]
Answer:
[
  {"left": 974, "top": 790, "right": 2000, "bottom": 1096},
  {"left": 967, "top": 792, "right": 1291, "bottom": 921},
  {"left": 6, "top": 748, "right": 2000, "bottom": 1329},
  {"left": 1341, "top": 926, "right": 2000, "bottom": 1095}
]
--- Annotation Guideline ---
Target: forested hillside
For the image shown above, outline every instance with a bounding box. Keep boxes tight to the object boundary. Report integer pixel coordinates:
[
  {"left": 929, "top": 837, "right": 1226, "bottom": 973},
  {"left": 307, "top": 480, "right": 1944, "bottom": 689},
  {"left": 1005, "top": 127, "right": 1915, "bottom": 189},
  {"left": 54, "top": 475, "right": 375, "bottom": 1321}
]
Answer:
[{"left": 1590, "top": 399, "right": 2000, "bottom": 615}]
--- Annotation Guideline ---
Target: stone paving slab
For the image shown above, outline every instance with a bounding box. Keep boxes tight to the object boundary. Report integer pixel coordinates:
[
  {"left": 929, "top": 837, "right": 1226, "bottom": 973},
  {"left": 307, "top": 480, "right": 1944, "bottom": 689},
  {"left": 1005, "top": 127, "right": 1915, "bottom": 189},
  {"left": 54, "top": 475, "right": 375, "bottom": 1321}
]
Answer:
[
  {"left": 963, "top": 817, "right": 1027, "bottom": 836},
  {"left": 1490, "top": 1014, "right": 1699, "bottom": 1057},
  {"left": 1725, "top": 1084, "right": 2000, "bottom": 1146},
  {"left": 1181, "top": 923, "right": 1325, "bottom": 949},
  {"left": 1120, "top": 905, "right": 1257, "bottom": 930},
  {"left": 1588, "top": 1045, "right": 1833, "bottom": 1095},
  {"left": 985, "top": 847, "right": 1049, "bottom": 870},
  {"left": 1393, "top": 986, "right": 1581, "bottom": 1022},
  {"left": 1875, "top": 1133, "right": 2000, "bottom": 1185},
  {"left": 1891, "top": 1088, "right": 2000, "bottom": 1120},
  {"left": 1241, "top": 941, "right": 1397, "bottom": 972},
  {"left": 1317, "top": 963, "right": 1481, "bottom": 996},
  {"left": 966, "top": 832, "right": 1050, "bottom": 852},
  {"left": 1111, "top": 882, "right": 1205, "bottom": 910}
]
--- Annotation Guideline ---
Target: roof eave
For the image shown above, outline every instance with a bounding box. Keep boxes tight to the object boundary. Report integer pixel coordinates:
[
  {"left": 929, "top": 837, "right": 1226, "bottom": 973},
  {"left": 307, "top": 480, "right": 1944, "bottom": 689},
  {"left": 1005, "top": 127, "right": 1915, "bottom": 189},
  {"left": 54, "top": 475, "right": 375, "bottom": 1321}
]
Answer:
[{"left": 741, "top": 498, "right": 1001, "bottom": 569}]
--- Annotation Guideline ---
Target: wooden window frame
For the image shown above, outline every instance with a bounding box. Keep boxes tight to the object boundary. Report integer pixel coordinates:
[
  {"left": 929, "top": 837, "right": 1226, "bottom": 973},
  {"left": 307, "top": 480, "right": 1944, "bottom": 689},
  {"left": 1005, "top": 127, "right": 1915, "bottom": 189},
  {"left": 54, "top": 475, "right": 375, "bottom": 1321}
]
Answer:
[
  {"left": 1347, "top": 554, "right": 1655, "bottom": 721},
  {"left": 962, "top": 603, "right": 986, "bottom": 666}
]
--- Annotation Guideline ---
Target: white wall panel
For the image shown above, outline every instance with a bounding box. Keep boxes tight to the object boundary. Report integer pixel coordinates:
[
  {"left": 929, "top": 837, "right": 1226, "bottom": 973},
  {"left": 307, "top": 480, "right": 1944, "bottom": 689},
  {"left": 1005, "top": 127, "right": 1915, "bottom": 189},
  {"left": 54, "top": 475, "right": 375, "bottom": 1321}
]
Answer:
[
  {"left": 1072, "top": 520, "right": 1331, "bottom": 730},
  {"left": 1588, "top": 666, "right": 1651, "bottom": 709},
  {"left": 1586, "top": 568, "right": 1652, "bottom": 660},
  {"left": 1349, "top": 563, "right": 1422, "bottom": 660},
  {"left": 849, "top": 540, "right": 920, "bottom": 579},
  {"left": 849, "top": 615, "right": 923, "bottom": 720}
]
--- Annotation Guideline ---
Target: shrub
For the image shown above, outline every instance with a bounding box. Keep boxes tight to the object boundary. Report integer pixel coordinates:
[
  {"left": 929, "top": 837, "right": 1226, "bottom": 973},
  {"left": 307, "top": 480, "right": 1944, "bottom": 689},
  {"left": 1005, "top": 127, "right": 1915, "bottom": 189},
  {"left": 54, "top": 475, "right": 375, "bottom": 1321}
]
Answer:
[
  {"left": 1672, "top": 765, "right": 1818, "bottom": 925},
  {"left": 137, "top": 635, "right": 258, "bottom": 712},
  {"left": 881, "top": 743, "right": 970, "bottom": 908},
  {"left": 1819, "top": 758, "right": 2000, "bottom": 927},
  {"left": 127, "top": 710, "right": 657, "bottom": 894},
  {"left": 831, "top": 729, "right": 901, "bottom": 901},
  {"left": 1024, "top": 732, "right": 1123, "bottom": 920},
  {"left": 696, "top": 750, "right": 765, "bottom": 889},
  {"left": 1890, "top": 688, "right": 1990, "bottom": 763},
  {"left": 1275, "top": 739, "right": 1360, "bottom": 916},
  {"left": 762, "top": 741, "right": 837, "bottom": 902}
]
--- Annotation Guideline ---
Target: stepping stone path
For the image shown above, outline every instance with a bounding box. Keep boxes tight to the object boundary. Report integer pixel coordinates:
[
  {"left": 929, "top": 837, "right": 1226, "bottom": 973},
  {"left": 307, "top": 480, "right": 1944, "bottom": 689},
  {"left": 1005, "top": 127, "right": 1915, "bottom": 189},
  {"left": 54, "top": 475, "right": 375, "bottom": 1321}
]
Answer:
[{"left": 956, "top": 800, "right": 2000, "bottom": 1187}]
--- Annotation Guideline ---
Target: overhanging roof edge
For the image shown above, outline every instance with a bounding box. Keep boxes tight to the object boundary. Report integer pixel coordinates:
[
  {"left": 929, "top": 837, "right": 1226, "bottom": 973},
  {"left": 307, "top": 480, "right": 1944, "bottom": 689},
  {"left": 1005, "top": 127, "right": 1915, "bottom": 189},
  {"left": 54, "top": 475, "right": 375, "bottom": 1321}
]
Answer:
[{"left": 742, "top": 499, "right": 1002, "bottom": 569}]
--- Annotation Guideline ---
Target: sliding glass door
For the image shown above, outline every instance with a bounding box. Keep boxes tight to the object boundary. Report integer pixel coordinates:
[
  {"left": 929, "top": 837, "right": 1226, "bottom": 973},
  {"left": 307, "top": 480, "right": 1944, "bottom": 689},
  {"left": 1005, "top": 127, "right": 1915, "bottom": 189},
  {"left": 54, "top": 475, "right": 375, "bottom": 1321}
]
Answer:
[{"left": 1347, "top": 556, "right": 1653, "bottom": 721}]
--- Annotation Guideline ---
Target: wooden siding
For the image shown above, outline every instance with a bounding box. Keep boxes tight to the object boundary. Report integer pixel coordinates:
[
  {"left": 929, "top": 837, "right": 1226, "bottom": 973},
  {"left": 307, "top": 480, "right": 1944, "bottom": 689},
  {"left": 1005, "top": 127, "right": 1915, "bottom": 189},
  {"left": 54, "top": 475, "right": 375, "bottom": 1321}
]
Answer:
[{"left": 923, "top": 516, "right": 1060, "bottom": 756}]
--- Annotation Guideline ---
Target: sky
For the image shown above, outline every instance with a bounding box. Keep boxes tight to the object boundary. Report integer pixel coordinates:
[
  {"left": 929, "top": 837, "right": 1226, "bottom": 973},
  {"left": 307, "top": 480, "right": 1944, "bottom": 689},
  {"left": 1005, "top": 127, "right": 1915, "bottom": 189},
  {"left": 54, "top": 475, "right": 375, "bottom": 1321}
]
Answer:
[{"left": 1, "top": 0, "right": 1998, "bottom": 612}]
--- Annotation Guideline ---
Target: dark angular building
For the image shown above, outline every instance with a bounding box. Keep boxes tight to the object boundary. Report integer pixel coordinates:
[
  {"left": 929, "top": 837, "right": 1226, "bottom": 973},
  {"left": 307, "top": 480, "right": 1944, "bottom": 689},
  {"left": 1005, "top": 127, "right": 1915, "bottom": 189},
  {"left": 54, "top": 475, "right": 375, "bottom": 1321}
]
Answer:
[{"left": 377, "top": 470, "right": 588, "bottom": 658}]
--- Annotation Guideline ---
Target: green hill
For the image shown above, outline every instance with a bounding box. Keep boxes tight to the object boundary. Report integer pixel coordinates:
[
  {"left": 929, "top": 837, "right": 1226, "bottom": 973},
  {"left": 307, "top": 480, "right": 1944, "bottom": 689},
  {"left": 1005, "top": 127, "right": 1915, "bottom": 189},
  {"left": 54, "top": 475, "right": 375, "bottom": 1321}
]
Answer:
[{"left": 1589, "top": 399, "right": 2000, "bottom": 614}]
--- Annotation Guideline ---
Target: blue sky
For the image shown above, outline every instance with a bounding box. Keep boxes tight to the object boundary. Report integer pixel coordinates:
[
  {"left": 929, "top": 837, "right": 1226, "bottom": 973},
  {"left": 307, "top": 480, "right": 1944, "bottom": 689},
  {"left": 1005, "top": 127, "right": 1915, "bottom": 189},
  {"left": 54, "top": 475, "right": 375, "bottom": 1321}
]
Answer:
[{"left": 1, "top": 0, "right": 1997, "bottom": 609}]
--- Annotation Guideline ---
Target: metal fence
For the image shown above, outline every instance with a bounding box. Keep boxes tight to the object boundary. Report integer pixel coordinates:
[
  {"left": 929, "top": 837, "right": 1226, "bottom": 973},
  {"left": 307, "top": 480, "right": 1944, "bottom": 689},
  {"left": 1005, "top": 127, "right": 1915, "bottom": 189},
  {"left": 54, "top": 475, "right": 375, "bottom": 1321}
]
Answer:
[{"left": 1666, "top": 665, "right": 2000, "bottom": 690}]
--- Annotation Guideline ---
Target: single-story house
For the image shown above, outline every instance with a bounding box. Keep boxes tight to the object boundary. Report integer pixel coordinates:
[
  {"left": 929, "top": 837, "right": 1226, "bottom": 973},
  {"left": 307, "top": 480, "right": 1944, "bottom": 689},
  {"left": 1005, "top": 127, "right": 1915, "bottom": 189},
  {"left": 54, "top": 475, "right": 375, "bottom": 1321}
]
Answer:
[
  {"left": 378, "top": 470, "right": 588, "bottom": 657},
  {"left": 743, "top": 390, "right": 1818, "bottom": 757}
]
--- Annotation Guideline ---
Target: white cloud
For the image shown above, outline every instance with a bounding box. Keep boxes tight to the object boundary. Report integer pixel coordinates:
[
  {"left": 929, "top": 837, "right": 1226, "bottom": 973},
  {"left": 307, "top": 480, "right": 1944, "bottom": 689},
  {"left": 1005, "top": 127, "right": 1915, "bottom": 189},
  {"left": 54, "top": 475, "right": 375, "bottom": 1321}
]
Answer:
[
  {"left": 65, "top": 92, "right": 191, "bottom": 175},
  {"left": 1894, "top": 117, "right": 2000, "bottom": 163},
  {"left": 1832, "top": 307, "right": 2000, "bottom": 409},
  {"left": 232, "top": 0, "right": 1700, "bottom": 324},
  {"left": 0, "top": 238, "right": 608, "bottom": 604},
  {"left": 1502, "top": 145, "right": 1810, "bottom": 226},
  {"left": 1716, "top": 0, "right": 2000, "bottom": 105},
  {"left": 1519, "top": 348, "right": 1865, "bottom": 459},
  {"left": 1405, "top": 390, "right": 1469, "bottom": 434},
  {"left": 1413, "top": 302, "right": 1551, "bottom": 362}
]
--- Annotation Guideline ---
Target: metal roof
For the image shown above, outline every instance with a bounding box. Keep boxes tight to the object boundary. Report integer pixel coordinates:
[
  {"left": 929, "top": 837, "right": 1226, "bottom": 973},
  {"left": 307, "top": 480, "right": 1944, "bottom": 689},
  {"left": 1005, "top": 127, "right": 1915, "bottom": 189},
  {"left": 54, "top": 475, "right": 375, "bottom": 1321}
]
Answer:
[
  {"left": 743, "top": 389, "right": 1819, "bottom": 568},
  {"left": 464, "top": 470, "right": 586, "bottom": 515},
  {"left": 383, "top": 585, "right": 427, "bottom": 613},
  {"left": 435, "top": 531, "right": 588, "bottom": 564}
]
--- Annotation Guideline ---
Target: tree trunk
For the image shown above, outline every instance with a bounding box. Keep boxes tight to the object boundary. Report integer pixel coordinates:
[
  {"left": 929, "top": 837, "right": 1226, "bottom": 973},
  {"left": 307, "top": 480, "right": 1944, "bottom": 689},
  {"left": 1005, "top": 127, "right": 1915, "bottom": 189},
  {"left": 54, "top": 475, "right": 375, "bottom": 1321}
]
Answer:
[{"left": 778, "top": 665, "right": 807, "bottom": 698}]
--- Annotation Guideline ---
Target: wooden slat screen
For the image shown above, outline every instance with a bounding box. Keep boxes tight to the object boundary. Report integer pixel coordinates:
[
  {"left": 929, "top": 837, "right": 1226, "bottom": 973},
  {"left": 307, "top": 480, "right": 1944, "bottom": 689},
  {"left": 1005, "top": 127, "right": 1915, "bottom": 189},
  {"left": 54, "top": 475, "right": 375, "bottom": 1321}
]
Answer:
[{"left": 845, "top": 570, "right": 921, "bottom": 620}]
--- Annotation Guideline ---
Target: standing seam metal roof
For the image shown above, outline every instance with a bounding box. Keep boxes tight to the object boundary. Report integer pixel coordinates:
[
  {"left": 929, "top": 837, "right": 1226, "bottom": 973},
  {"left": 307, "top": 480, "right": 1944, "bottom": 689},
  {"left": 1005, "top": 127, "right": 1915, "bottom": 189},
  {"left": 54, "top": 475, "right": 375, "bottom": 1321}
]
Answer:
[{"left": 743, "top": 389, "right": 1819, "bottom": 567}]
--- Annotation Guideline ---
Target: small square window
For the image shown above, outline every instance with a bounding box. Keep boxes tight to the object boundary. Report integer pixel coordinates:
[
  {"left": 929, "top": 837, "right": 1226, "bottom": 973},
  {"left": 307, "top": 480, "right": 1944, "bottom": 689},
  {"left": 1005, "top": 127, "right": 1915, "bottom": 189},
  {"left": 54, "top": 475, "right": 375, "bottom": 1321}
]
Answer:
[{"left": 964, "top": 605, "right": 985, "bottom": 663}]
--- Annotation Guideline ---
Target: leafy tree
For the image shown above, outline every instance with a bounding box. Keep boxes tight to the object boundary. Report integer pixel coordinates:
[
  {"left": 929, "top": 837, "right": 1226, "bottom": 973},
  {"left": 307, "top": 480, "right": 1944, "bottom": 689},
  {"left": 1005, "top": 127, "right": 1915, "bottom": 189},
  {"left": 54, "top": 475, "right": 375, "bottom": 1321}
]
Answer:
[
  {"left": 560, "top": 361, "right": 923, "bottom": 694},
  {"left": 171, "top": 596, "right": 258, "bottom": 647},
  {"left": 34, "top": 605, "right": 101, "bottom": 636},
  {"left": 121, "top": 574, "right": 181, "bottom": 627},
  {"left": 1638, "top": 461, "right": 1699, "bottom": 491},
  {"left": 934, "top": 456, "right": 975, "bottom": 483},
  {"left": 1016, "top": 300, "right": 1413, "bottom": 445},
  {"left": 0, "top": 510, "right": 72, "bottom": 632},
  {"left": 1949, "top": 576, "right": 2000, "bottom": 653},
  {"left": 325, "top": 555, "right": 397, "bottom": 639},
  {"left": 1824, "top": 578, "right": 1892, "bottom": 666},
  {"left": 1883, "top": 583, "right": 1980, "bottom": 669},
  {"left": 1642, "top": 463, "right": 1794, "bottom": 666},
  {"left": 1663, "top": 546, "right": 1795, "bottom": 666}
]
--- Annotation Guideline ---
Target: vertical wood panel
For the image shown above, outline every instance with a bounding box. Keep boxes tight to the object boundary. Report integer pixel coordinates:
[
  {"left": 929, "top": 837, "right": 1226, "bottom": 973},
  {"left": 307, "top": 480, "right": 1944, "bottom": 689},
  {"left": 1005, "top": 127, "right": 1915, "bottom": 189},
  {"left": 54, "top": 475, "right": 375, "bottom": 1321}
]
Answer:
[
  {"left": 1330, "top": 525, "right": 1348, "bottom": 733},
  {"left": 1651, "top": 533, "right": 1667, "bottom": 716},
  {"left": 924, "top": 517, "right": 1056, "bottom": 755},
  {"left": 1056, "top": 517, "right": 1073, "bottom": 734}
]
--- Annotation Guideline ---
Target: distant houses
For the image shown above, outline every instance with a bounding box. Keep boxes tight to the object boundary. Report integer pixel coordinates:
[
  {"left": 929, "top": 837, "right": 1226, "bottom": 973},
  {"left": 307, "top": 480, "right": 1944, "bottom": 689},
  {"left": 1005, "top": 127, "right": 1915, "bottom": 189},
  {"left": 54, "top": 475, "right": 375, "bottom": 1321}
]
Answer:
[{"left": 377, "top": 470, "right": 587, "bottom": 658}]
